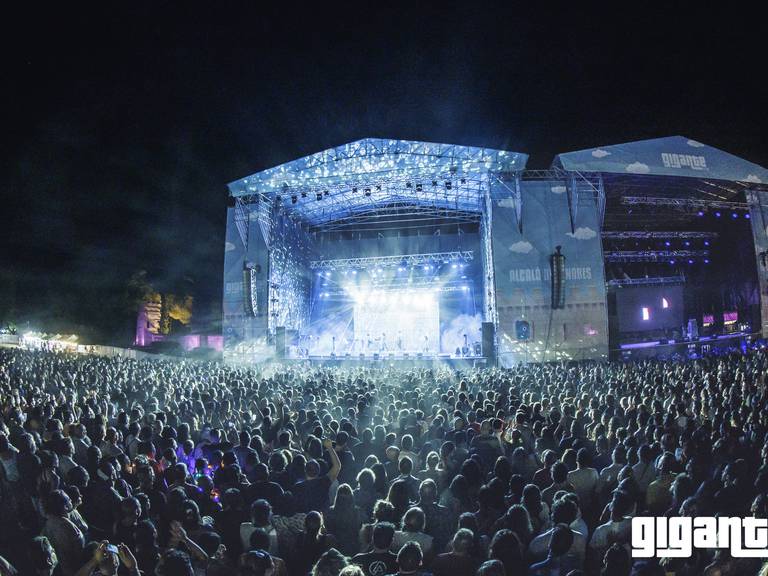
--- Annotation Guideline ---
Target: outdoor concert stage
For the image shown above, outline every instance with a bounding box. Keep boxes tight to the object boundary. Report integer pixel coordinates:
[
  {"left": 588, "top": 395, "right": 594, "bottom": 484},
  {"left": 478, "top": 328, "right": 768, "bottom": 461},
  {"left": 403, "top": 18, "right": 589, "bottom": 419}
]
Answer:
[{"left": 221, "top": 137, "right": 768, "bottom": 364}]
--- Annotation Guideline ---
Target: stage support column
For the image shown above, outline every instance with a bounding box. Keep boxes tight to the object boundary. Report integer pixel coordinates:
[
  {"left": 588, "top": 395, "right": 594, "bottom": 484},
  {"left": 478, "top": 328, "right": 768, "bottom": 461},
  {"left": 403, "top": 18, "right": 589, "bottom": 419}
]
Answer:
[
  {"left": 747, "top": 189, "right": 768, "bottom": 337},
  {"left": 481, "top": 322, "right": 497, "bottom": 366}
]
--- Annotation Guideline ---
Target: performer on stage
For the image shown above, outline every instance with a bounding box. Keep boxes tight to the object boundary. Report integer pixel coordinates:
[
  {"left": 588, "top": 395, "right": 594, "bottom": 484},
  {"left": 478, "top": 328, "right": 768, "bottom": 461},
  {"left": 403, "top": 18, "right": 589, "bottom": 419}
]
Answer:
[
  {"left": 423, "top": 334, "right": 429, "bottom": 353},
  {"left": 380, "top": 332, "right": 388, "bottom": 352},
  {"left": 396, "top": 331, "right": 403, "bottom": 352}
]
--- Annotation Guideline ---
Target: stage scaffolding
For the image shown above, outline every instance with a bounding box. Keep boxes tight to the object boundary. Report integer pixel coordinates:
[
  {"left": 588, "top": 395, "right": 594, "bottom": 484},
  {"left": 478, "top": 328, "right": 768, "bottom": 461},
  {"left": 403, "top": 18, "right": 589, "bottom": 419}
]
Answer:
[
  {"left": 229, "top": 139, "right": 526, "bottom": 339},
  {"left": 309, "top": 251, "right": 474, "bottom": 271}
]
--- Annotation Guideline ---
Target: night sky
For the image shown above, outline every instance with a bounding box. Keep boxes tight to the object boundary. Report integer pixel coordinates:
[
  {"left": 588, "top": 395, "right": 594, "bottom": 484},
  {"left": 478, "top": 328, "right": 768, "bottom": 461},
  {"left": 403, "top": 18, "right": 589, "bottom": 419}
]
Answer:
[{"left": 1, "top": 4, "right": 765, "bottom": 344}]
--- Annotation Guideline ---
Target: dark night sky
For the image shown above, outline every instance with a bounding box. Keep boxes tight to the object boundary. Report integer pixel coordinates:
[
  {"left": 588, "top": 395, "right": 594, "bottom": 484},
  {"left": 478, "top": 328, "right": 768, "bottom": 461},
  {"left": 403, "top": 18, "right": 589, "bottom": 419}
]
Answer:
[{"left": 1, "top": 4, "right": 765, "bottom": 344}]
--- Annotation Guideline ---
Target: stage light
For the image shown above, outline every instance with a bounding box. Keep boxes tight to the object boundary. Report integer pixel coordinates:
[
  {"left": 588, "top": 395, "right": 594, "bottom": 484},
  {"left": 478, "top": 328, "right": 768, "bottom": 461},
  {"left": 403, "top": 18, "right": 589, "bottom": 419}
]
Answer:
[
  {"left": 376, "top": 185, "right": 381, "bottom": 192},
  {"left": 684, "top": 241, "right": 690, "bottom": 247},
  {"left": 415, "top": 183, "right": 422, "bottom": 191},
  {"left": 352, "top": 270, "right": 357, "bottom": 275},
  {"left": 704, "top": 259, "right": 710, "bottom": 264},
  {"left": 704, "top": 240, "right": 710, "bottom": 246},
  {"left": 462, "top": 285, "right": 469, "bottom": 291},
  {"left": 323, "top": 190, "right": 329, "bottom": 197},
  {"left": 406, "top": 182, "right": 412, "bottom": 188},
  {"left": 324, "top": 271, "right": 331, "bottom": 277},
  {"left": 423, "top": 265, "right": 430, "bottom": 271},
  {"left": 445, "top": 181, "right": 452, "bottom": 189},
  {"left": 291, "top": 195, "right": 297, "bottom": 204},
  {"left": 715, "top": 211, "right": 721, "bottom": 217},
  {"left": 665, "top": 241, "right": 671, "bottom": 247},
  {"left": 316, "top": 193, "right": 323, "bottom": 201},
  {"left": 451, "top": 263, "right": 457, "bottom": 269},
  {"left": 746, "top": 213, "right": 751, "bottom": 219},
  {"left": 364, "top": 188, "right": 371, "bottom": 196},
  {"left": 352, "top": 187, "right": 358, "bottom": 193},
  {"left": 697, "top": 211, "right": 704, "bottom": 217},
  {"left": 732, "top": 212, "right": 738, "bottom": 219},
  {"left": 669, "top": 260, "right": 676, "bottom": 264},
  {"left": 432, "top": 180, "right": 437, "bottom": 186},
  {"left": 398, "top": 267, "right": 405, "bottom": 272},
  {"left": 688, "top": 259, "right": 694, "bottom": 264}
]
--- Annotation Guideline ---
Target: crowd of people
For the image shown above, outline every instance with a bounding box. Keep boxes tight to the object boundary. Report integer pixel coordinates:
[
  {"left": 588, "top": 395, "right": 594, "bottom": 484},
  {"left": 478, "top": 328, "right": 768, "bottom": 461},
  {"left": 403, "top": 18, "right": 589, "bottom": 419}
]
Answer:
[{"left": 1, "top": 346, "right": 768, "bottom": 576}]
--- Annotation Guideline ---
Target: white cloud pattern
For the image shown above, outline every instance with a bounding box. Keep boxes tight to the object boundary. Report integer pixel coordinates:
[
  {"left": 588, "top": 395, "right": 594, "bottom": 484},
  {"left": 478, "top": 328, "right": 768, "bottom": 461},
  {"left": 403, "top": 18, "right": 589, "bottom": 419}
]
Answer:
[
  {"left": 566, "top": 227, "right": 597, "bottom": 240},
  {"left": 591, "top": 149, "right": 611, "bottom": 158},
  {"left": 498, "top": 198, "right": 517, "bottom": 209},
  {"left": 551, "top": 185, "right": 567, "bottom": 194},
  {"left": 687, "top": 140, "right": 705, "bottom": 148},
  {"left": 626, "top": 162, "right": 651, "bottom": 174},
  {"left": 744, "top": 174, "right": 763, "bottom": 183},
  {"left": 509, "top": 241, "right": 534, "bottom": 254}
]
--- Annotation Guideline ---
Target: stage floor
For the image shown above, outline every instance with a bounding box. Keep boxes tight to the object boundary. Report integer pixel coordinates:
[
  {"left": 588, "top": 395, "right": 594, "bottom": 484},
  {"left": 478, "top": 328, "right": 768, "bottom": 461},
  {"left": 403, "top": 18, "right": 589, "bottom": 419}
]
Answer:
[{"left": 284, "top": 353, "right": 488, "bottom": 368}]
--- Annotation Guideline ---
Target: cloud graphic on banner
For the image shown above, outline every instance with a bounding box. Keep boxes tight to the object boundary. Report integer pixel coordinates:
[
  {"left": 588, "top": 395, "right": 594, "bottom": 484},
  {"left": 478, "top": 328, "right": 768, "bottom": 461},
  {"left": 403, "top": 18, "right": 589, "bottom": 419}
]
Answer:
[
  {"left": 497, "top": 198, "right": 517, "bottom": 209},
  {"left": 591, "top": 149, "right": 611, "bottom": 158},
  {"left": 687, "top": 139, "right": 705, "bottom": 148},
  {"left": 509, "top": 241, "right": 534, "bottom": 254},
  {"left": 626, "top": 162, "right": 651, "bottom": 174},
  {"left": 566, "top": 227, "right": 597, "bottom": 240},
  {"left": 551, "top": 185, "right": 567, "bottom": 194},
  {"left": 225, "top": 242, "right": 236, "bottom": 252},
  {"left": 744, "top": 174, "right": 763, "bottom": 183}
]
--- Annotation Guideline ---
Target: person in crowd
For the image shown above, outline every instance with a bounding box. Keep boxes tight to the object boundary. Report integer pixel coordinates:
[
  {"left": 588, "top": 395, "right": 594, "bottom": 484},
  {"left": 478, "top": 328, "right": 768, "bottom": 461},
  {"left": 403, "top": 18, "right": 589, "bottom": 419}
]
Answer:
[{"left": 351, "top": 522, "right": 398, "bottom": 576}]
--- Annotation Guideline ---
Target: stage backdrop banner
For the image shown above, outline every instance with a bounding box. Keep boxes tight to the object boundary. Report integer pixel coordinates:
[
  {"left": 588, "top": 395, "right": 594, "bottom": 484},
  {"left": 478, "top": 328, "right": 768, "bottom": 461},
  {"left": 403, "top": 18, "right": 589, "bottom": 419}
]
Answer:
[{"left": 490, "top": 178, "right": 608, "bottom": 364}]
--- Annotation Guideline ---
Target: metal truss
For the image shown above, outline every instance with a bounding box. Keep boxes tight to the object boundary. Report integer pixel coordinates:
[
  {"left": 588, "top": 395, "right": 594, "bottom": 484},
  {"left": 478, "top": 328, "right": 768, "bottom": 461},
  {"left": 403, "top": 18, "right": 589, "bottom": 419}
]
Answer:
[
  {"left": 602, "top": 231, "right": 718, "bottom": 240},
  {"left": 231, "top": 139, "right": 525, "bottom": 197},
  {"left": 604, "top": 250, "right": 709, "bottom": 262},
  {"left": 621, "top": 196, "right": 750, "bottom": 210},
  {"left": 310, "top": 250, "right": 474, "bottom": 271},
  {"left": 606, "top": 276, "right": 686, "bottom": 287},
  {"left": 318, "top": 278, "right": 473, "bottom": 296}
]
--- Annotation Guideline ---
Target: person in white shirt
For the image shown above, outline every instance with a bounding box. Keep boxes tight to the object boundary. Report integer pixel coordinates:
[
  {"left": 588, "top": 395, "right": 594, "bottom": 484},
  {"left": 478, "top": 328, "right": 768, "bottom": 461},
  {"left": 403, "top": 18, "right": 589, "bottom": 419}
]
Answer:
[
  {"left": 589, "top": 491, "right": 633, "bottom": 560},
  {"left": 391, "top": 507, "right": 433, "bottom": 562},
  {"left": 528, "top": 498, "right": 587, "bottom": 564},
  {"left": 567, "top": 449, "right": 599, "bottom": 513},
  {"left": 631, "top": 445, "right": 657, "bottom": 495},
  {"left": 598, "top": 446, "right": 627, "bottom": 494}
]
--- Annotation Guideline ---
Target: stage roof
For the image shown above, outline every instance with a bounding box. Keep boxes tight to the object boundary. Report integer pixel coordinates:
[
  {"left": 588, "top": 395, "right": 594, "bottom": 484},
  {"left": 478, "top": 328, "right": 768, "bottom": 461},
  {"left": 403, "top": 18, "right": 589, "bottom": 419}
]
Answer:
[
  {"left": 554, "top": 136, "right": 768, "bottom": 185},
  {"left": 228, "top": 138, "right": 527, "bottom": 229}
]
